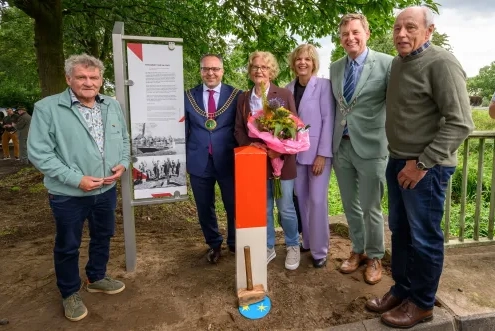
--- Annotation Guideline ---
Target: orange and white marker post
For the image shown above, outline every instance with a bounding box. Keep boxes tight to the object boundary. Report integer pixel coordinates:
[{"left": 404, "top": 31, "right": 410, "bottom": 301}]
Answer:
[{"left": 234, "top": 146, "right": 267, "bottom": 295}]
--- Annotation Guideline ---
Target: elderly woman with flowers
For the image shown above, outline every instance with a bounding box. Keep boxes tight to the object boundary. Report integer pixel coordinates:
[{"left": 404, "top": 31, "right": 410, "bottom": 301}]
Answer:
[
  {"left": 286, "top": 44, "right": 335, "bottom": 268},
  {"left": 234, "top": 51, "right": 300, "bottom": 270}
]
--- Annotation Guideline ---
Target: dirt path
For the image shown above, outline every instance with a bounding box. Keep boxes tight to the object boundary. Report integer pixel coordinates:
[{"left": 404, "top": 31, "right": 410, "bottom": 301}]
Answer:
[{"left": 0, "top": 165, "right": 393, "bottom": 331}]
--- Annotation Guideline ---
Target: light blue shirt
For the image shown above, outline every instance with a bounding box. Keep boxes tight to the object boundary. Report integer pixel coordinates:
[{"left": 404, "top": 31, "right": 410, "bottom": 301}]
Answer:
[
  {"left": 343, "top": 47, "right": 369, "bottom": 89},
  {"left": 492, "top": 91, "right": 495, "bottom": 102},
  {"left": 203, "top": 83, "right": 221, "bottom": 111}
]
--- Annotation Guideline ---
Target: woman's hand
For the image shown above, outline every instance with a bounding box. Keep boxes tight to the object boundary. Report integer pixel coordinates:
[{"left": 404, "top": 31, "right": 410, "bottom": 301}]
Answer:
[
  {"left": 267, "top": 149, "right": 282, "bottom": 159},
  {"left": 312, "top": 155, "right": 326, "bottom": 176},
  {"left": 250, "top": 142, "right": 267, "bottom": 151}
]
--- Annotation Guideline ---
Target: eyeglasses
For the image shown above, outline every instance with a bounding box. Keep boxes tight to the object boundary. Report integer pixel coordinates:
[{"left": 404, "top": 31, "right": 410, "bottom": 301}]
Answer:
[
  {"left": 201, "top": 67, "right": 223, "bottom": 73},
  {"left": 251, "top": 65, "right": 269, "bottom": 72}
]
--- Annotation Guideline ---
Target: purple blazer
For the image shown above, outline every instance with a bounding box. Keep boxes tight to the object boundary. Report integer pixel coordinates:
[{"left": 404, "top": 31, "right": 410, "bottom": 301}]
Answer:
[{"left": 286, "top": 76, "right": 335, "bottom": 165}]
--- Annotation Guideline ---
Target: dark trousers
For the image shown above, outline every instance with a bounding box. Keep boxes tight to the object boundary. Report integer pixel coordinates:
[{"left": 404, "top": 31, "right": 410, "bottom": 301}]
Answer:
[
  {"left": 49, "top": 186, "right": 117, "bottom": 299},
  {"left": 386, "top": 158, "right": 455, "bottom": 310},
  {"left": 190, "top": 156, "right": 235, "bottom": 249}
]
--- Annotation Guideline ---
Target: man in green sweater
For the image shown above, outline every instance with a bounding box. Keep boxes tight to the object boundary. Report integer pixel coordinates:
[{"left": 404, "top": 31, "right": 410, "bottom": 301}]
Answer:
[{"left": 365, "top": 6, "right": 474, "bottom": 329}]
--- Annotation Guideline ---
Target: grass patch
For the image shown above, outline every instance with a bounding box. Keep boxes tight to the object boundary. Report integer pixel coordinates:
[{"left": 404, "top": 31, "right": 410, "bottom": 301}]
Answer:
[
  {"left": 28, "top": 182, "right": 45, "bottom": 193},
  {"left": 472, "top": 109, "right": 494, "bottom": 131},
  {"left": 0, "top": 227, "right": 17, "bottom": 237},
  {"left": 0, "top": 165, "right": 41, "bottom": 189}
]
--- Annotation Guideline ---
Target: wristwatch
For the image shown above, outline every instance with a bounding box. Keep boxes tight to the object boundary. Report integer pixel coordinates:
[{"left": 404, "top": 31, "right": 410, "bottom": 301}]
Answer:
[{"left": 416, "top": 161, "right": 429, "bottom": 171}]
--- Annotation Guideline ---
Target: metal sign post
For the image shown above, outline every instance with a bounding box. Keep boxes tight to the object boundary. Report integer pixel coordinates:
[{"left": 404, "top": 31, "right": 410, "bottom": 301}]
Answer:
[{"left": 112, "top": 22, "right": 186, "bottom": 272}]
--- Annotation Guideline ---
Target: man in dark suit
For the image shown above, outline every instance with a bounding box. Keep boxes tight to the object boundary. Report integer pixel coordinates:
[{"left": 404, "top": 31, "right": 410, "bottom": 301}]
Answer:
[{"left": 185, "top": 54, "right": 241, "bottom": 264}]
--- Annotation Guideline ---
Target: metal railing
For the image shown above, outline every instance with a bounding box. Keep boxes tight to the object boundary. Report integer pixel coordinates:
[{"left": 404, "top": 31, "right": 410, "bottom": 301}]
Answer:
[{"left": 444, "top": 131, "right": 495, "bottom": 247}]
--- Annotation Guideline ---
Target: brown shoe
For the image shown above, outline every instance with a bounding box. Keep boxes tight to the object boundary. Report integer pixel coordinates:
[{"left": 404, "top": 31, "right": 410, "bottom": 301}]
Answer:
[
  {"left": 206, "top": 247, "right": 221, "bottom": 264},
  {"left": 381, "top": 300, "right": 433, "bottom": 328},
  {"left": 364, "top": 258, "right": 382, "bottom": 285},
  {"left": 366, "top": 291, "right": 403, "bottom": 313},
  {"left": 339, "top": 252, "right": 367, "bottom": 274}
]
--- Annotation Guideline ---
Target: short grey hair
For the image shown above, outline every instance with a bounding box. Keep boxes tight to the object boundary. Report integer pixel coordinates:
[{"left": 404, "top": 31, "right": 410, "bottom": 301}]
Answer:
[
  {"left": 64, "top": 54, "right": 105, "bottom": 77},
  {"left": 200, "top": 54, "right": 223, "bottom": 66},
  {"left": 422, "top": 6, "right": 434, "bottom": 27}
]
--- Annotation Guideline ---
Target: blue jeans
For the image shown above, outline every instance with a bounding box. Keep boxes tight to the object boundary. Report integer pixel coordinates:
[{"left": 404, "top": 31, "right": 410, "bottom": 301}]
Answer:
[
  {"left": 386, "top": 158, "right": 455, "bottom": 310},
  {"left": 49, "top": 186, "right": 117, "bottom": 298},
  {"left": 267, "top": 179, "right": 299, "bottom": 248}
]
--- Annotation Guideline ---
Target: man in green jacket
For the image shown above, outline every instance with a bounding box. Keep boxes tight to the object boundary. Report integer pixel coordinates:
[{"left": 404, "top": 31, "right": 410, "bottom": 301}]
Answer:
[
  {"left": 13, "top": 106, "right": 31, "bottom": 164},
  {"left": 330, "top": 13, "right": 393, "bottom": 284},
  {"left": 28, "top": 54, "right": 130, "bottom": 322}
]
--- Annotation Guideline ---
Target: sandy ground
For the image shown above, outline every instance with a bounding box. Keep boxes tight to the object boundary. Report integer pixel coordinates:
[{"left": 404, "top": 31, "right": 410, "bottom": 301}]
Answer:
[{"left": 0, "top": 160, "right": 394, "bottom": 331}]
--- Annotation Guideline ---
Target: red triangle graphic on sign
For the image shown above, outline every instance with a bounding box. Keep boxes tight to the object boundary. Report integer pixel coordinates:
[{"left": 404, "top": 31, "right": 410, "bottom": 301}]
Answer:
[
  {"left": 128, "top": 43, "right": 143, "bottom": 61},
  {"left": 179, "top": 116, "right": 185, "bottom": 122}
]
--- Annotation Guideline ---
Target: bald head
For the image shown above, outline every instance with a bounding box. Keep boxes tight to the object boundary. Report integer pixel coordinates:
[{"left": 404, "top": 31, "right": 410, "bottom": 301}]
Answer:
[
  {"left": 393, "top": 6, "right": 435, "bottom": 57},
  {"left": 397, "top": 6, "right": 434, "bottom": 27}
]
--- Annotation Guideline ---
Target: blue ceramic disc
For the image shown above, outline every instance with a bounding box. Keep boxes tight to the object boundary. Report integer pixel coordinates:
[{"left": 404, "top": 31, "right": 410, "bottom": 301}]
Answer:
[{"left": 238, "top": 296, "right": 271, "bottom": 319}]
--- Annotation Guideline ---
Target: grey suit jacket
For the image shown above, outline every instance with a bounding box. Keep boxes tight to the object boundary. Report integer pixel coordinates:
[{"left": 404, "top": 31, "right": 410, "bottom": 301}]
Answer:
[{"left": 330, "top": 49, "right": 393, "bottom": 159}]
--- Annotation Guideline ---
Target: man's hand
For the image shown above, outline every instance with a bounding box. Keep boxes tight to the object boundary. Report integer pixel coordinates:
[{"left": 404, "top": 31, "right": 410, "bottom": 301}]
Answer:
[
  {"left": 489, "top": 101, "right": 495, "bottom": 119},
  {"left": 250, "top": 142, "right": 267, "bottom": 151},
  {"left": 267, "top": 149, "right": 282, "bottom": 159},
  {"left": 397, "top": 159, "right": 428, "bottom": 189},
  {"left": 103, "top": 164, "right": 126, "bottom": 185},
  {"left": 312, "top": 155, "right": 326, "bottom": 176},
  {"left": 79, "top": 176, "right": 104, "bottom": 192}
]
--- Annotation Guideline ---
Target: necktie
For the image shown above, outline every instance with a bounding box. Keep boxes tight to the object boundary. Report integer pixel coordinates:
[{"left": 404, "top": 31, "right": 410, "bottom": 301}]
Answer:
[
  {"left": 208, "top": 90, "right": 216, "bottom": 154},
  {"left": 342, "top": 61, "right": 356, "bottom": 136},
  {"left": 208, "top": 89, "right": 216, "bottom": 114}
]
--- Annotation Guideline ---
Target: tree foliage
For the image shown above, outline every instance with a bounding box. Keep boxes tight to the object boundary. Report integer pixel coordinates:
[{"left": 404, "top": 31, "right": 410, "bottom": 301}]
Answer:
[
  {"left": 0, "top": 6, "right": 40, "bottom": 110},
  {"left": 7, "top": 0, "right": 66, "bottom": 96},
  {"left": 1, "top": 0, "right": 439, "bottom": 98},
  {"left": 467, "top": 62, "right": 495, "bottom": 100}
]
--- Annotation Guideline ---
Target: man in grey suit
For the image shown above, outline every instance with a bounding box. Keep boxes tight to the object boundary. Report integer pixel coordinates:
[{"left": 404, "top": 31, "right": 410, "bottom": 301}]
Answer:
[{"left": 330, "top": 13, "right": 393, "bottom": 285}]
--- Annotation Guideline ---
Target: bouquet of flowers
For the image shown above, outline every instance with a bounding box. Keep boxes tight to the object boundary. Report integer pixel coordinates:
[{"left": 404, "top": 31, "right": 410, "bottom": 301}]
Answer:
[{"left": 247, "top": 83, "right": 310, "bottom": 199}]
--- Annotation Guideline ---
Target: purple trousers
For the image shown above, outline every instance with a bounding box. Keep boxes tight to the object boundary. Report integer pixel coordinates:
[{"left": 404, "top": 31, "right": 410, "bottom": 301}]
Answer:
[{"left": 294, "top": 163, "right": 332, "bottom": 259}]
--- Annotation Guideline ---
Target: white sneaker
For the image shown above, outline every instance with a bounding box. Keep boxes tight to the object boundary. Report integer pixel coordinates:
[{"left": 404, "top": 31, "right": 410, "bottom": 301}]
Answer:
[
  {"left": 2, "top": 156, "right": 10, "bottom": 160},
  {"left": 267, "top": 247, "right": 276, "bottom": 264},
  {"left": 285, "top": 246, "right": 300, "bottom": 270}
]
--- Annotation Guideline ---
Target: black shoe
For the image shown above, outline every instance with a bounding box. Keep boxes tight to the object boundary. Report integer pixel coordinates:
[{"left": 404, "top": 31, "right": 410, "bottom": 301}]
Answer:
[
  {"left": 206, "top": 247, "right": 221, "bottom": 264},
  {"left": 300, "top": 243, "right": 310, "bottom": 253},
  {"left": 228, "top": 245, "right": 235, "bottom": 253},
  {"left": 313, "top": 257, "right": 327, "bottom": 268}
]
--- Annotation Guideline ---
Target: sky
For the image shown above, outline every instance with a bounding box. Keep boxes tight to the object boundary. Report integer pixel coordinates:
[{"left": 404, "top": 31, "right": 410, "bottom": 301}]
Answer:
[{"left": 315, "top": 0, "right": 495, "bottom": 78}]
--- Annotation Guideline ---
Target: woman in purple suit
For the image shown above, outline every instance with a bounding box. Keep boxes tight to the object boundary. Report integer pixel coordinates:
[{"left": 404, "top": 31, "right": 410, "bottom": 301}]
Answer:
[{"left": 286, "top": 44, "right": 335, "bottom": 268}]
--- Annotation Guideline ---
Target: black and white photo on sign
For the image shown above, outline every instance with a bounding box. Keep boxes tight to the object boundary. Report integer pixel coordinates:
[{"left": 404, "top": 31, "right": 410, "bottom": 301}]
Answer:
[
  {"left": 132, "top": 154, "right": 186, "bottom": 192},
  {"left": 131, "top": 122, "right": 185, "bottom": 157}
]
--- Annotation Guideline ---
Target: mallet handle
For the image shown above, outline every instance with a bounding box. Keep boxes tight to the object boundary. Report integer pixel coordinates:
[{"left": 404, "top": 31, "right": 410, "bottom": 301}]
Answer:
[{"left": 244, "top": 246, "right": 253, "bottom": 290}]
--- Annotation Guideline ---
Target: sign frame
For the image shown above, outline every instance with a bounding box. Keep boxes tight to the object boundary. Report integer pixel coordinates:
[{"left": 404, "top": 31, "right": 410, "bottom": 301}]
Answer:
[{"left": 112, "top": 22, "right": 186, "bottom": 272}]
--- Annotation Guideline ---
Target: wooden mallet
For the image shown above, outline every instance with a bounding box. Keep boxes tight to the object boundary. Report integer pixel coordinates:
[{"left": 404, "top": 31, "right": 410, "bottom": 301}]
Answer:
[{"left": 237, "top": 246, "right": 266, "bottom": 306}]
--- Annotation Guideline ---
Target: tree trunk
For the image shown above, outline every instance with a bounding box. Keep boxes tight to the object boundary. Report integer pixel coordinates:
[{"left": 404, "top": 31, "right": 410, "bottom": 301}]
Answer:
[{"left": 13, "top": 0, "right": 66, "bottom": 97}]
